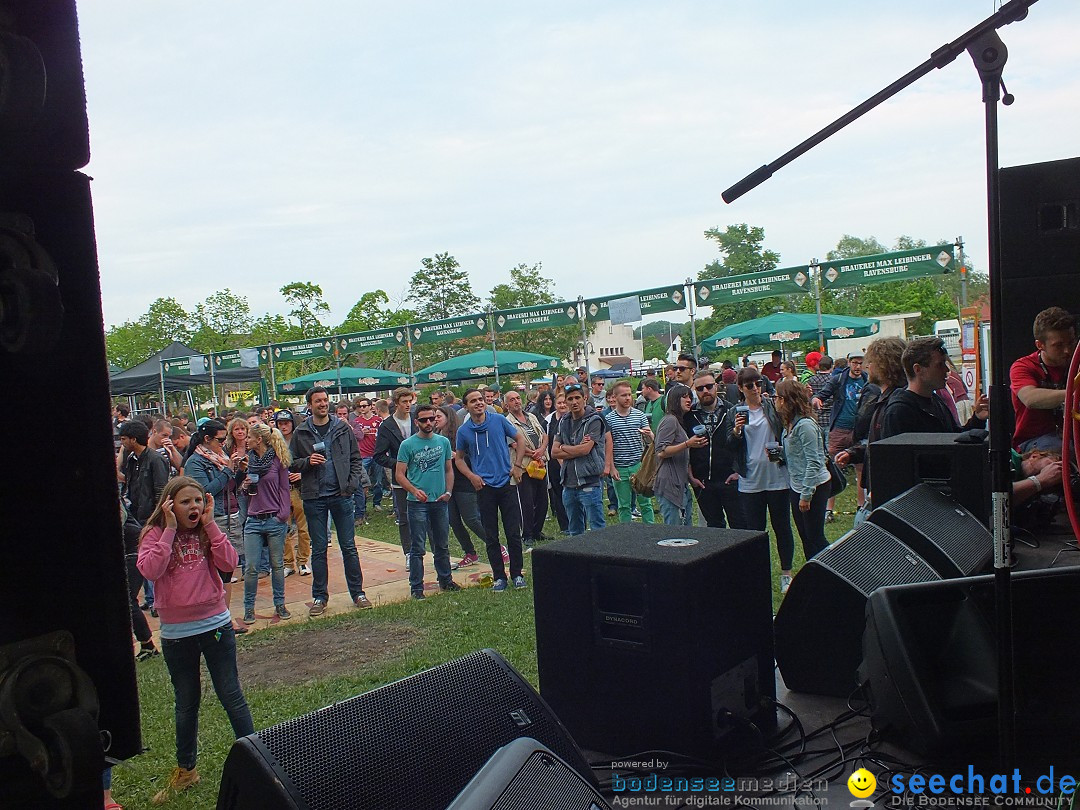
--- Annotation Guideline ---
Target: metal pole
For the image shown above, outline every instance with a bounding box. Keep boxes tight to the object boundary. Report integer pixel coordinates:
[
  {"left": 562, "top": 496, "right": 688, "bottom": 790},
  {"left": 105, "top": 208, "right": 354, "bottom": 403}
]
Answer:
[
  {"left": 406, "top": 326, "right": 417, "bottom": 388},
  {"left": 578, "top": 296, "right": 590, "bottom": 379},
  {"left": 956, "top": 236, "right": 968, "bottom": 308},
  {"left": 209, "top": 352, "right": 217, "bottom": 408},
  {"left": 158, "top": 360, "right": 167, "bottom": 417},
  {"left": 686, "top": 278, "right": 699, "bottom": 363},
  {"left": 488, "top": 307, "right": 500, "bottom": 391},
  {"left": 813, "top": 259, "right": 825, "bottom": 352},
  {"left": 268, "top": 348, "right": 277, "bottom": 398},
  {"left": 334, "top": 350, "right": 344, "bottom": 399}
]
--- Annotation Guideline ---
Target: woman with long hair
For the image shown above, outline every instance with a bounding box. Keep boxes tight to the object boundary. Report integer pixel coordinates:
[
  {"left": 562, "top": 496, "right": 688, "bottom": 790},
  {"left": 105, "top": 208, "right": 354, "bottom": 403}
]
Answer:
[
  {"left": 530, "top": 389, "right": 556, "bottom": 421},
  {"left": 725, "top": 367, "right": 796, "bottom": 592},
  {"left": 545, "top": 393, "right": 570, "bottom": 533},
  {"left": 504, "top": 389, "right": 549, "bottom": 551},
  {"left": 654, "top": 383, "right": 706, "bottom": 525},
  {"left": 223, "top": 417, "right": 250, "bottom": 521},
  {"left": 136, "top": 476, "right": 254, "bottom": 803},
  {"left": 183, "top": 419, "right": 247, "bottom": 633},
  {"left": 773, "top": 379, "right": 831, "bottom": 567},
  {"left": 781, "top": 360, "right": 798, "bottom": 382},
  {"left": 436, "top": 405, "right": 485, "bottom": 567},
  {"left": 239, "top": 422, "right": 293, "bottom": 624}
]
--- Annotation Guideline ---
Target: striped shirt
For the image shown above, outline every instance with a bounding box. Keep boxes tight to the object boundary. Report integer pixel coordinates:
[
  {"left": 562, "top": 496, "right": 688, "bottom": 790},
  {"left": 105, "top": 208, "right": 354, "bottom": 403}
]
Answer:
[{"left": 603, "top": 407, "right": 649, "bottom": 467}]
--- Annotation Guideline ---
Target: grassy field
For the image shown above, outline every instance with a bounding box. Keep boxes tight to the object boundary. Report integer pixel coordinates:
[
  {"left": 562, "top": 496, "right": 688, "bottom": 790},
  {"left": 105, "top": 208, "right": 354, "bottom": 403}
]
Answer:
[{"left": 112, "top": 485, "right": 860, "bottom": 807}]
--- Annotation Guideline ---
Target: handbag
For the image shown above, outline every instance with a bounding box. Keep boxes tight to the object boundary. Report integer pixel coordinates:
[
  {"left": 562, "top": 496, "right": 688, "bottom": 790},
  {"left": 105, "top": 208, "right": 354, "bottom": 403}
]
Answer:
[
  {"left": 630, "top": 436, "right": 659, "bottom": 497},
  {"left": 525, "top": 458, "right": 547, "bottom": 480},
  {"left": 804, "top": 416, "right": 847, "bottom": 498}
]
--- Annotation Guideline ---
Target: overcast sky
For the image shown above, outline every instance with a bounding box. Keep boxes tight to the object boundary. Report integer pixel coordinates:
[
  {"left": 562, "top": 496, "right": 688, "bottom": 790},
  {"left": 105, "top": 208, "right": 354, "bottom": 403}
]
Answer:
[{"left": 78, "top": 1, "right": 1079, "bottom": 330}]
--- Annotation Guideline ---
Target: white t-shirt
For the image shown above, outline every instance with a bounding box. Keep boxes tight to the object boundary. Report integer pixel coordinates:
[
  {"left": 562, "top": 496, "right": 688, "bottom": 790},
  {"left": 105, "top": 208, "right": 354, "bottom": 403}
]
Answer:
[
  {"left": 738, "top": 407, "right": 789, "bottom": 493},
  {"left": 393, "top": 415, "right": 412, "bottom": 440}
]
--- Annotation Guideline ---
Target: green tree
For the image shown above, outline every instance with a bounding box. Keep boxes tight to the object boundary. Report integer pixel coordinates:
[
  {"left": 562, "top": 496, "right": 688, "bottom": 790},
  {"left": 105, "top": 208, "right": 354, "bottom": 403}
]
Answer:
[
  {"left": 189, "top": 289, "right": 253, "bottom": 353},
  {"left": 487, "top": 262, "right": 579, "bottom": 361},
  {"left": 407, "top": 253, "right": 483, "bottom": 363},
  {"left": 336, "top": 290, "right": 415, "bottom": 371},
  {"left": 105, "top": 297, "right": 192, "bottom": 368},
  {"left": 280, "top": 282, "right": 330, "bottom": 338},
  {"left": 695, "top": 224, "right": 790, "bottom": 350}
]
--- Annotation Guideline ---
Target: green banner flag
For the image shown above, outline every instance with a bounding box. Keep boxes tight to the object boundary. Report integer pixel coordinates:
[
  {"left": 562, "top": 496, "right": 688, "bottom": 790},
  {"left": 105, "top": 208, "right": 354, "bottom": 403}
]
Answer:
[
  {"left": 584, "top": 285, "right": 687, "bottom": 321},
  {"left": 270, "top": 337, "right": 337, "bottom": 362},
  {"left": 493, "top": 302, "right": 580, "bottom": 333},
  {"left": 819, "top": 244, "right": 954, "bottom": 289},
  {"left": 410, "top": 314, "right": 489, "bottom": 346},
  {"left": 161, "top": 356, "right": 199, "bottom": 376},
  {"left": 212, "top": 348, "right": 261, "bottom": 370},
  {"left": 337, "top": 328, "right": 407, "bottom": 355},
  {"left": 695, "top": 267, "right": 812, "bottom": 306}
]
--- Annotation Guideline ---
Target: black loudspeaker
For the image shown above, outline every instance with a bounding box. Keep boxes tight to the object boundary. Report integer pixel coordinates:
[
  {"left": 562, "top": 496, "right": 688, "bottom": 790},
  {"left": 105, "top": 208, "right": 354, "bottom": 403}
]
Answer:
[
  {"left": 2, "top": 4, "right": 140, "bottom": 805},
  {"left": 870, "top": 432, "right": 991, "bottom": 526},
  {"left": 216, "top": 649, "right": 594, "bottom": 810},
  {"left": 774, "top": 523, "right": 943, "bottom": 698},
  {"left": 860, "top": 566, "right": 1080, "bottom": 768},
  {"left": 868, "top": 483, "right": 993, "bottom": 578},
  {"left": 532, "top": 524, "right": 776, "bottom": 761},
  {"left": 446, "top": 738, "right": 612, "bottom": 810},
  {"left": 999, "top": 156, "right": 1080, "bottom": 367}
]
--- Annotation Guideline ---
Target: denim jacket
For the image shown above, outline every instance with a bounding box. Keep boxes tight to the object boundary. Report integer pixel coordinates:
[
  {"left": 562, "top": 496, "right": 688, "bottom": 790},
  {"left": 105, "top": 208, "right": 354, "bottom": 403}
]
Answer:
[{"left": 781, "top": 417, "right": 831, "bottom": 501}]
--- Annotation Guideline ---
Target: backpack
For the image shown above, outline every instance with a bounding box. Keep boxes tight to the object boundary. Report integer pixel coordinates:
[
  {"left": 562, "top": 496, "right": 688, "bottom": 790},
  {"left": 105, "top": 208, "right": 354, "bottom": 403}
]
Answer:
[{"left": 630, "top": 435, "right": 659, "bottom": 497}]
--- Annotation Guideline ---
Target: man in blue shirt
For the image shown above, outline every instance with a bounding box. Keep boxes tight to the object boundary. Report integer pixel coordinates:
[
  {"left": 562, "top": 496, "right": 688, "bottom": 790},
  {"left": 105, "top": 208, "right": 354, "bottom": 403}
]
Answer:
[
  {"left": 455, "top": 389, "right": 527, "bottom": 591},
  {"left": 811, "top": 351, "right": 868, "bottom": 518},
  {"left": 397, "top": 404, "right": 459, "bottom": 599}
]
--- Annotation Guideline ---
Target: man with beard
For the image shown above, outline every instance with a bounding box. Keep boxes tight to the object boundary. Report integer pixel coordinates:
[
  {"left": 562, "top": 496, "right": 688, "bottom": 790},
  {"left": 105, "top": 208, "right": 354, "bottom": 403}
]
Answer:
[
  {"left": 684, "top": 371, "right": 741, "bottom": 528},
  {"left": 1010, "top": 306, "right": 1076, "bottom": 452}
]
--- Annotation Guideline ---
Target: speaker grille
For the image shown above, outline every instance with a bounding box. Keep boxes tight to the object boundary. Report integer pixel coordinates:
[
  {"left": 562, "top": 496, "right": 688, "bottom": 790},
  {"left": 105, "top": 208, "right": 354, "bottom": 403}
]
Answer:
[
  {"left": 253, "top": 649, "right": 589, "bottom": 810},
  {"left": 490, "top": 751, "right": 606, "bottom": 810},
  {"left": 816, "top": 525, "right": 939, "bottom": 596},
  {"left": 872, "top": 484, "right": 992, "bottom": 576}
]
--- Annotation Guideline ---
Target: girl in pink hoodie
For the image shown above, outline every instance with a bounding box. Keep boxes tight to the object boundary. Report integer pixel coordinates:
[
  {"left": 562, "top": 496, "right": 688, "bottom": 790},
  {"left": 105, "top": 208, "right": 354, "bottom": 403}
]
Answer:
[{"left": 137, "top": 476, "right": 254, "bottom": 804}]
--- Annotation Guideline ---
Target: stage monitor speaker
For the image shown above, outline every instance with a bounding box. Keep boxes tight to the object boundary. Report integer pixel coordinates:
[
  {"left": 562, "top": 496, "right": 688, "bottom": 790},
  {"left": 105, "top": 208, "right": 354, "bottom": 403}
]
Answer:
[
  {"left": 999, "top": 156, "right": 1080, "bottom": 367},
  {"left": 215, "top": 649, "right": 594, "bottom": 810},
  {"left": 868, "top": 483, "right": 992, "bottom": 578},
  {"left": 532, "top": 524, "right": 776, "bottom": 762},
  {"left": 446, "top": 738, "right": 612, "bottom": 810},
  {"left": 774, "top": 523, "right": 943, "bottom": 698},
  {"left": 869, "top": 432, "right": 991, "bottom": 526},
  {"left": 860, "top": 566, "right": 1080, "bottom": 768}
]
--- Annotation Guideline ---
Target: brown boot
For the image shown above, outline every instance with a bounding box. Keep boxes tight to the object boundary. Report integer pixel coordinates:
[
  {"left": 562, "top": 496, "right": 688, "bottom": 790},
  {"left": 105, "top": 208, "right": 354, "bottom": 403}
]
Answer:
[{"left": 152, "top": 766, "right": 199, "bottom": 804}]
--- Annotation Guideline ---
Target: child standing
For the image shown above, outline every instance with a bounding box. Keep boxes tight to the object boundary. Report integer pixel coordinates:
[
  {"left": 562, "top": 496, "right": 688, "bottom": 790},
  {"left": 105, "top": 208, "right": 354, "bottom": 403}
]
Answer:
[{"left": 136, "top": 476, "right": 254, "bottom": 805}]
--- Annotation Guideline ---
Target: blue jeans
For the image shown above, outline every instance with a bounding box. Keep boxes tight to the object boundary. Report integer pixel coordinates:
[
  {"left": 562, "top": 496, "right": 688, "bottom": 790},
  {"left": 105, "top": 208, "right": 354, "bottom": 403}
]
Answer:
[
  {"left": 562, "top": 485, "right": 606, "bottom": 536},
  {"left": 303, "top": 495, "right": 365, "bottom": 602},
  {"left": 353, "top": 485, "right": 367, "bottom": 521},
  {"left": 161, "top": 623, "right": 254, "bottom": 769},
  {"left": 658, "top": 485, "right": 694, "bottom": 526},
  {"left": 407, "top": 499, "right": 452, "bottom": 593},
  {"left": 243, "top": 515, "right": 288, "bottom": 609},
  {"left": 449, "top": 489, "right": 484, "bottom": 556},
  {"left": 362, "top": 457, "right": 384, "bottom": 506}
]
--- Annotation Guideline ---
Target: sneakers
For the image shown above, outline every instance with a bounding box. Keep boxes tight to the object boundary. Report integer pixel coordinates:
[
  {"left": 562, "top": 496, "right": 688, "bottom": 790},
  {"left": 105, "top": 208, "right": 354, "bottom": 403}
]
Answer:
[
  {"left": 149, "top": 607, "right": 159, "bottom": 618},
  {"left": 440, "top": 580, "right": 463, "bottom": 592},
  {"left": 275, "top": 605, "right": 292, "bottom": 620},
  {"left": 354, "top": 594, "right": 373, "bottom": 609},
  {"left": 299, "top": 564, "right": 312, "bottom": 576},
  {"left": 607, "top": 507, "right": 617, "bottom": 517},
  {"left": 500, "top": 546, "right": 510, "bottom": 564},
  {"left": 309, "top": 599, "right": 327, "bottom": 617},
  {"left": 780, "top": 574, "right": 793, "bottom": 594},
  {"left": 135, "top": 645, "right": 159, "bottom": 662},
  {"left": 411, "top": 591, "right": 425, "bottom": 600},
  {"left": 373, "top": 504, "right": 383, "bottom": 512},
  {"left": 513, "top": 575, "right": 527, "bottom": 589},
  {"left": 152, "top": 766, "right": 199, "bottom": 805},
  {"left": 449, "top": 559, "right": 459, "bottom": 570},
  {"left": 824, "top": 509, "right": 834, "bottom": 524},
  {"left": 492, "top": 578, "right": 508, "bottom": 592},
  {"left": 631, "top": 508, "right": 642, "bottom": 519},
  {"left": 242, "top": 609, "right": 256, "bottom": 625},
  {"left": 457, "top": 552, "right": 479, "bottom": 567},
  {"left": 523, "top": 541, "right": 535, "bottom": 554},
  {"left": 283, "top": 567, "right": 294, "bottom": 578}
]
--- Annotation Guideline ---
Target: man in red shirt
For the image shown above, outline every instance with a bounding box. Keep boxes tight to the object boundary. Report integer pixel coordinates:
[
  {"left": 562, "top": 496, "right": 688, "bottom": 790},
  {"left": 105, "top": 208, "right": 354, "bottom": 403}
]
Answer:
[
  {"left": 1009, "top": 306, "right": 1076, "bottom": 451},
  {"left": 352, "top": 398, "right": 385, "bottom": 510},
  {"left": 761, "top": 350, "right": 783, "bottom": 383}
]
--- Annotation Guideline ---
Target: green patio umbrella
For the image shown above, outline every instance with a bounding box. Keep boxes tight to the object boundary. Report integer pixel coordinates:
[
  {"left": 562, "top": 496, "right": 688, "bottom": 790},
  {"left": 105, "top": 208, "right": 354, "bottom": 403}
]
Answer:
[
  {"left": 276, "top": 366, "right": 412, "bottom": 396},
  {"left": 701, "top": 312, "right": 880, "bottom": 352},
  {"left": 414, "top": 350, "right": 561, "bottom": 384}
]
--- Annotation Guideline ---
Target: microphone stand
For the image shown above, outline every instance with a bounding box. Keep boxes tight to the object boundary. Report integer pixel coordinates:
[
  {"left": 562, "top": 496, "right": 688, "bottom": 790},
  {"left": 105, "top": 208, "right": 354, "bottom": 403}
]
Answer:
[{"left": 722, "top": 0, "right": 1038, "bottom": 769}]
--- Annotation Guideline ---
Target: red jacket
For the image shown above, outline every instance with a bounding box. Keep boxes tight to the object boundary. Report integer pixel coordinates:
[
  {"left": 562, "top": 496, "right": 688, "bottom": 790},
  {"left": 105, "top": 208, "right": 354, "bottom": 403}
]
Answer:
[{"left": 137, "top": 522, "right": 238, "bottom": 625}]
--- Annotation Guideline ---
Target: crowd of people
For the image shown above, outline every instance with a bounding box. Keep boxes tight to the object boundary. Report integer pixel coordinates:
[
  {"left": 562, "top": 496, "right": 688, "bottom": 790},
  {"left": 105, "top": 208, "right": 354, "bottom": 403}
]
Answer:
[{"left": 109, "top": 305, "right": 1076, "bottom": 804}]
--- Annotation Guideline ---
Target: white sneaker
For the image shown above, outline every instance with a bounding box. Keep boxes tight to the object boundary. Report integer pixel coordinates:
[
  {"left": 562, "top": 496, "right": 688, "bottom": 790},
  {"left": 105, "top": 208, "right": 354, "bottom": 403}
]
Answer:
[
  {"left": 283, "top": 567, "right": 294, "bottom": 578},
  {"left": 299, "top": 564, "right": 312, "bottom": 576},
  {"left": 780, "top": 574, "right": 793, "bottom": 594}
]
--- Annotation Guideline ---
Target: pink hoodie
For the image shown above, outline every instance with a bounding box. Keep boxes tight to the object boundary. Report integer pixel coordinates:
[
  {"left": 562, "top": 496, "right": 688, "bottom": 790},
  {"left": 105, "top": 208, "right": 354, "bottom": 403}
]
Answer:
[{"left": 136, "top": 522, "right": 239, "bottom": 625}]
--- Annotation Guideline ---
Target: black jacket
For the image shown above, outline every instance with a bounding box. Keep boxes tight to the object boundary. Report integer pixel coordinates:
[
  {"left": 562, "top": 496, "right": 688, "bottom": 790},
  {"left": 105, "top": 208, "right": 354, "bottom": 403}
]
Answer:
[
  {"left": 289, "top": 416, "right": 367, "bottom": 499},
  {"left": 815, "top": 370, "right": 870, "bottom": 432},
  {"left": 723, "top": 399, "right": 784, "bottom": 479},
  {"left": 879, "top": 388, "right": 985, "bottom": 439},
  {"left": 840, "top": 384, "right": 895, "bottom": 491},
  {"left": 123, "top": 447, "right": 170, "bottom": 523},
  {"left": 683, "top": 401, "right": 735, "bottom": 483},
  {"left": 372, "top": 413, "right": 417, "bottom": 487}
]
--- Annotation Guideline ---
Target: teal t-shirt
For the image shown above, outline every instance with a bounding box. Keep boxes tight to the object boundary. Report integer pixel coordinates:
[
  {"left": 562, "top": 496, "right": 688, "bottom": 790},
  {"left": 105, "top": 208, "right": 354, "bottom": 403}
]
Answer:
[{"left": 397, "top": 433, "right": 453, "bottom": 501}]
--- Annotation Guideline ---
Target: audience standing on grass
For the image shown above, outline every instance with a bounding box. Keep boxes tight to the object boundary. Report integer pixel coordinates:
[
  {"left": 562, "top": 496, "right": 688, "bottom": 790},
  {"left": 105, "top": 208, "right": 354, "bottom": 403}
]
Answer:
[
  {"left": 373, "top": 387, "right": 418, "bottom": 567},
  {"left": 654, "top": 383, "right": 703, "bottom": 526},
  {"left": 436, "top": 404, "right": 485, "bottom": 568}
]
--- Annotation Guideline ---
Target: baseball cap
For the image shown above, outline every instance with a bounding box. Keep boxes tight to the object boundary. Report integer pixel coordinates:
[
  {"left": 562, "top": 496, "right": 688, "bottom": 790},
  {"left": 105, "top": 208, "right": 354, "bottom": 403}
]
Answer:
[
  {"left": 847, "top": 350, "right": 864, "bottom": 360},
  {"left": 273, "top": 409, "right": 295, "bottom": 424}
]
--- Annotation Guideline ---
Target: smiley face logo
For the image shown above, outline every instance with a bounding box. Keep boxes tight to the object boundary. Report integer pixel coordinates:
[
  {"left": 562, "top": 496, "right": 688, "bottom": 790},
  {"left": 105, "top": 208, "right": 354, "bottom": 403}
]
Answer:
[{"left": 847, "top": 768, "right": 876, "bottom": 799}]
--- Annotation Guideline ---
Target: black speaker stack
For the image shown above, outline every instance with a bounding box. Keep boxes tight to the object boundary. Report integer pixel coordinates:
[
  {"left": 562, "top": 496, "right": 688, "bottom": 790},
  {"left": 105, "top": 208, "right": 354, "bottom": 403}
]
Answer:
[{"left": 532, "top": 524, "right": 776, "bottom": 762}]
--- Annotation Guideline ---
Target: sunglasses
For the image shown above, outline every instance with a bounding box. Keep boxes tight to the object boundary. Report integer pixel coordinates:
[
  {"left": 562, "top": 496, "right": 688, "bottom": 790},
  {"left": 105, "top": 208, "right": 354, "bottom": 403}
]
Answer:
[
  {"left": 564, "top": 384, "right": 583, "bottom": 393},
  {"left": 694, "top": 383, "right": 716, "bottom": 392},
  {"left": 743, "top": 379, "right": 764, "bottom": 388},
  {"left": 209, "top": 435, "right": 225, "bottom": 443},
  {"left": 416, "top": 416, "right": 437, "bottom": 424},
  {"left": 675, "top": 365, "right": 695, "bottom": 373}
]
